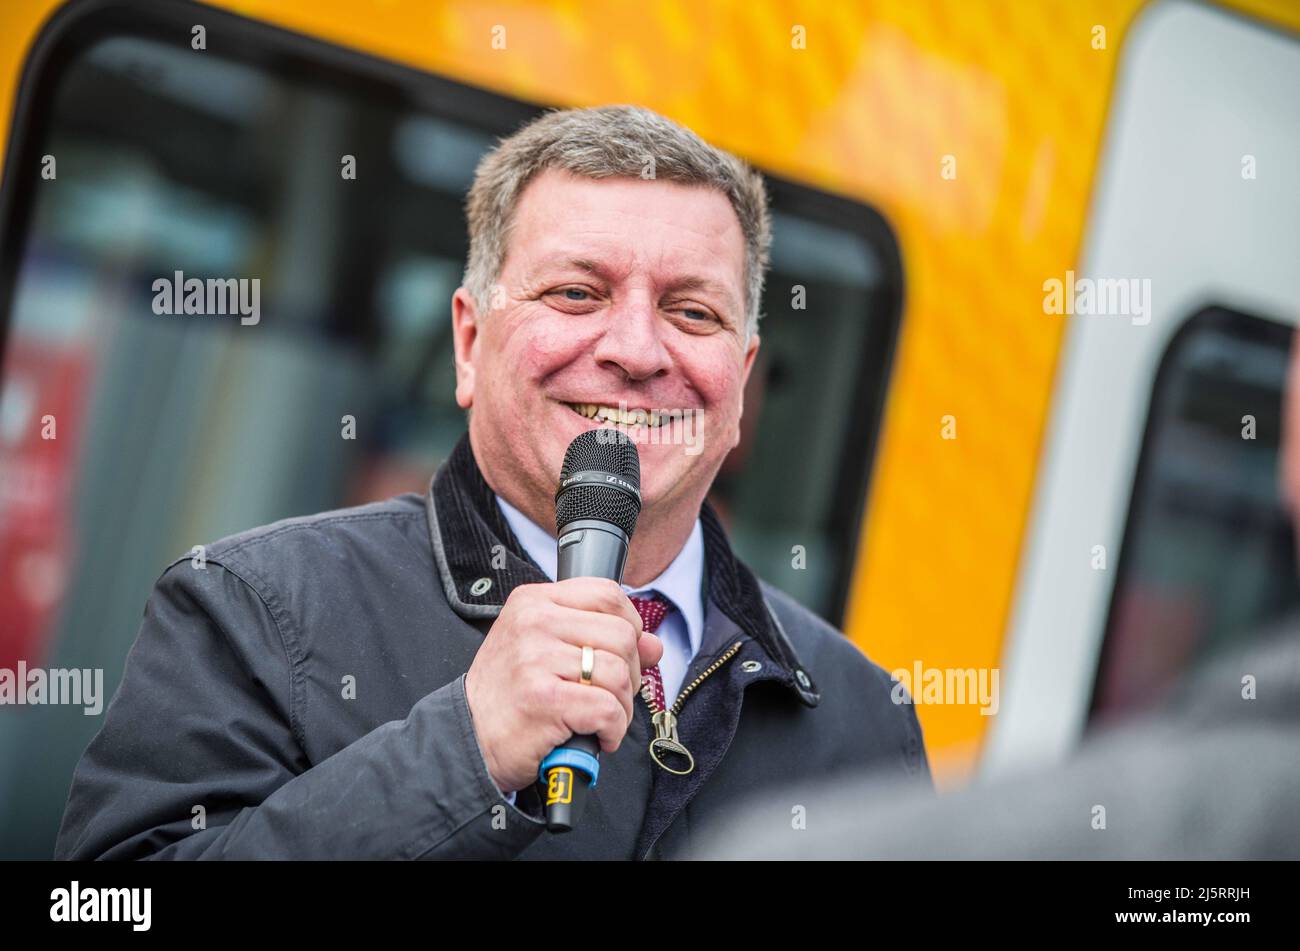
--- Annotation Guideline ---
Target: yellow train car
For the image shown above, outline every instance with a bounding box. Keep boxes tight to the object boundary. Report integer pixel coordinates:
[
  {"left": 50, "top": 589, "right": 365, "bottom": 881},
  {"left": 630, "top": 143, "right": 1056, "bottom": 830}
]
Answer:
[{"left": 1, "top": 0, "right": 1298, "bottom": 857}]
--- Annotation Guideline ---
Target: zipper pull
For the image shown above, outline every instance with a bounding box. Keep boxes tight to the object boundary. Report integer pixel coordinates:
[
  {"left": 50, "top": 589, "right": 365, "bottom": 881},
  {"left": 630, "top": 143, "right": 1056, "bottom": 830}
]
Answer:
[{"left": 649, "top": 709, "right": 695, "bottom": 775}]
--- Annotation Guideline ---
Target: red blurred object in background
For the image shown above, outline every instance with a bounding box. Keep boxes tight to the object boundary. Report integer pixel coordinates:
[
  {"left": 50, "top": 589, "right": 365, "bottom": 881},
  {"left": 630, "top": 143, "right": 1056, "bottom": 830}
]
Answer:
[{"left": 0, "top": 336, "right": 93, "bottom": 669}]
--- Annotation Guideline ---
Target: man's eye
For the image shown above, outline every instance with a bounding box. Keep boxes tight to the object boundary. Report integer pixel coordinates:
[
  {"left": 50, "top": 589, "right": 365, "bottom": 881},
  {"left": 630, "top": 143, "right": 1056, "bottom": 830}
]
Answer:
[
  {"left": 675, "top": 305, "right": 720, "bottom": 325},
  {"left": 543, "top": 287, "right": 599, "bottom": 309}
]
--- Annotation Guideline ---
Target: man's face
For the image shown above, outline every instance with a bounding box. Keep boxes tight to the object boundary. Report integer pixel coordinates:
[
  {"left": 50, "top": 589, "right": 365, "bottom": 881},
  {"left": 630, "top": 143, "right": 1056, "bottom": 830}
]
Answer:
[{"left": 452, "top": 167, "right": 759, "bottom": 532}]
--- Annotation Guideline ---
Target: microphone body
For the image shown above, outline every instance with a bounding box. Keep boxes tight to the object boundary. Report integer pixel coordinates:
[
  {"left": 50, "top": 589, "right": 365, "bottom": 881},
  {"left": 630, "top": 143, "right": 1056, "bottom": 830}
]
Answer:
[
  {"left": 539, "top": 430, "right": 641, "bottom": 833},
  {"left": 557, "top": 518, "right": 630, "bottom": 581}
]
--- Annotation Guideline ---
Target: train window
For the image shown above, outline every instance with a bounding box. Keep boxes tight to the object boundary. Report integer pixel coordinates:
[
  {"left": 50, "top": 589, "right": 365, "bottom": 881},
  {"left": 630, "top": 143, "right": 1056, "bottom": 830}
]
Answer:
[
  {"left": 1090, "top": 307, "right": 1300, "bottom": 725},
  {"left": 714, "top": 192, "right": 901, "bottom": 616},
  {"left": 0, "top": 3, "right": 903, "bottom": 856}
]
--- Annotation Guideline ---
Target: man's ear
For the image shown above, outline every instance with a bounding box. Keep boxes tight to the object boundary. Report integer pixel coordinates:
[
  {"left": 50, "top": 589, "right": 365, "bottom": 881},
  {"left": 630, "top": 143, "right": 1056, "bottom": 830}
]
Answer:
[
  {"left": 451, "top": 287, "right": 480, "bottom": 410},
  {"left": 732, "top": 332, "right": 761, "bottom": 447},
  {"left": 1281, "top": 330, "right": 1300, "bottom": 514},
  {"left": 741, "top": 333, "right": 760, "bottom": 388}
]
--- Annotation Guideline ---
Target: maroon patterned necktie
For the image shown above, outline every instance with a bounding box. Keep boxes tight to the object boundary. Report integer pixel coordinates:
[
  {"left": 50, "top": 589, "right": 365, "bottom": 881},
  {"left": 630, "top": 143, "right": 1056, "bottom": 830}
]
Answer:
[{"left": 629, "top": 594, "right": 671, "bottom": 711}]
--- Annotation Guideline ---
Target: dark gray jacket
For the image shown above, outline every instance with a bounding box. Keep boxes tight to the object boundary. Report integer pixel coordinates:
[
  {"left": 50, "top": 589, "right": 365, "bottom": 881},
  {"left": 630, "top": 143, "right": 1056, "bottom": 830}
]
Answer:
[
  {"left": 696, "top": 614, "right": 1300, "bottom": 860},
  {"left": 55, "top": 435, "right": 929, "bottom": 860}
]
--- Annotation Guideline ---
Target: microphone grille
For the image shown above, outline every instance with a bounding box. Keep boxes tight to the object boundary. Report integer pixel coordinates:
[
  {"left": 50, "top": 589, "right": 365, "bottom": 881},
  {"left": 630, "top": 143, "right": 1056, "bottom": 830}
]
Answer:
[
  {"left": 556, "top": 429, "right": 641, "bottom": 537},
  {"left": 559, "top": 428, "right": 641, "bottom": 487}
]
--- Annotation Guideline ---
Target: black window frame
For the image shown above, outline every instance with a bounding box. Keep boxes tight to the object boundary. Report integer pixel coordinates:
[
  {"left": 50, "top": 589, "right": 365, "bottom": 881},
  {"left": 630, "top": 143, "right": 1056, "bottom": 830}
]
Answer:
[{"left": 1088, "top": 303, "right": 1297, "bottom": 724}]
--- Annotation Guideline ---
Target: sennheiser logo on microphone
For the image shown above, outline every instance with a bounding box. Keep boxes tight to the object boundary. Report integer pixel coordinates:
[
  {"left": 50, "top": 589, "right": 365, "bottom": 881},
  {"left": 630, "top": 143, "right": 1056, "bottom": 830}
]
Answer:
[
  {"left": 558, "top": 470, "right": 640, "bottom": 499},
  {"left": 602, "top": 475, "right": 636, "bottom": 492}
]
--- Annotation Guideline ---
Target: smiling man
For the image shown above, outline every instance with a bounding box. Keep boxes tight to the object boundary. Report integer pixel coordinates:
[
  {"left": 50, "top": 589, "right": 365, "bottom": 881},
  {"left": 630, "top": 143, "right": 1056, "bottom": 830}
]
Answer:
[{"left": 55, "top": 105, "right": 929, "bottom": 861}]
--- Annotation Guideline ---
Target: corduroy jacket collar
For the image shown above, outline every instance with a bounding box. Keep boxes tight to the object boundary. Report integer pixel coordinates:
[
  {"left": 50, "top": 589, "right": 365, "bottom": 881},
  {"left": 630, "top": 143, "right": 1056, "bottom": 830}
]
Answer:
[{"left": 425, "top": 434, "right": 819, "bottom": 706}]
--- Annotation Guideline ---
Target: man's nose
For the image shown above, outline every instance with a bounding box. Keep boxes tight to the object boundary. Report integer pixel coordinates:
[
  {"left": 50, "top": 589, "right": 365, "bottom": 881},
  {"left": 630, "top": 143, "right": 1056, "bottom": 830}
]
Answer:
[{"left": 592, "top": 293, "right": 672, "bottom": 381}]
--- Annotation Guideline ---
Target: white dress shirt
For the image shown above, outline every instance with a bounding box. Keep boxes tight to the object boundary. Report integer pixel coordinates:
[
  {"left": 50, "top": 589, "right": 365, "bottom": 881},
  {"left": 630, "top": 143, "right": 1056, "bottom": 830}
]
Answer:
[{"left": 493, "top": 495, "right": 705, "bottom": 801}]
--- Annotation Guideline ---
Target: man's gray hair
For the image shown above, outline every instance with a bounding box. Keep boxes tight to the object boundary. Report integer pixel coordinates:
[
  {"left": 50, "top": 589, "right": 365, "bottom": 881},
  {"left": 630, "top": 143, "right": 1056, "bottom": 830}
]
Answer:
[{"left": 462, "top": 105, "right": 771, "bottom": 336}]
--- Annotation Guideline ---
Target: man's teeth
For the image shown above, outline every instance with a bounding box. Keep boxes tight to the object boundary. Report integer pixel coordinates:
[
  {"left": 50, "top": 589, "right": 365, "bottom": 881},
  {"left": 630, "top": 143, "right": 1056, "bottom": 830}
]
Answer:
[{"left": 567, "top": 403, "right": 665, "bottom": 427}]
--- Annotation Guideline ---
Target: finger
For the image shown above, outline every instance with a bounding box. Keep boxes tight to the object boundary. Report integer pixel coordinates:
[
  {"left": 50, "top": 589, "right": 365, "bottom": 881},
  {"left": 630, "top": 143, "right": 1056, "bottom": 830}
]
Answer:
[
  {"left": 637, "top": 632, "right": 665, "bottom": 671},
  {"left": 554, "top": 681, "right": 633, "bottom": 754},
  {"left": 546, "top": 644, "right": 634, "bottom": 722},
  {"left": 548, "top": 578, "right": 643, "bottom": 632},
  {"left": 548, "top": 609, "right": 641, "bottom": 675}
]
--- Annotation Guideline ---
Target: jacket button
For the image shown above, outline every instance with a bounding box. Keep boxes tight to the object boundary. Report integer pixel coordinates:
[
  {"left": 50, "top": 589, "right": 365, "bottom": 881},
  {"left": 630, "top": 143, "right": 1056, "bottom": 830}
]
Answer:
[
  {"left": 795, "top": 669, "right": 812, "bottom": 688},
  {"left": 741, "top": 660, "right": 762, "bottom": 673},
  {"left": 469, "top": 577, "right": 493, "bottom": 596}
]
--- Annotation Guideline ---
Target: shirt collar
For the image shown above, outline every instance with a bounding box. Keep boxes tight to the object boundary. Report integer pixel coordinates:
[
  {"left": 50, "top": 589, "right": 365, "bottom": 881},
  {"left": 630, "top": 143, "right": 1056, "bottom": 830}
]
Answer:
[
  {"left": 424, "top": 433, "right": 820, "bottom": 707},
  {"left": 495, "top": 494, "right": 706, "bottom": 657}
]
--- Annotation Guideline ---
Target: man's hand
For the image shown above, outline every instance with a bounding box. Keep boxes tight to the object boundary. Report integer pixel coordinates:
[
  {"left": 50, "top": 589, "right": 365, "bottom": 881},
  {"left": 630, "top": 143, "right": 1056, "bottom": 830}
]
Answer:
[{"left": 464, "top": 578, "right": 665, "bottom": 796}]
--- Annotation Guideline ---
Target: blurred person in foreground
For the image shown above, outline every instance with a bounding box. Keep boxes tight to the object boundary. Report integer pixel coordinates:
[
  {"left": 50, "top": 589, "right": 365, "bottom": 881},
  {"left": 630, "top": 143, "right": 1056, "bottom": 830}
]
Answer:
[
  {"left": 692, "top": 334, "right": 1300, "bottom": 861},
  {"left": 54, "top": 106, "right": 928, "bottom": 861}
]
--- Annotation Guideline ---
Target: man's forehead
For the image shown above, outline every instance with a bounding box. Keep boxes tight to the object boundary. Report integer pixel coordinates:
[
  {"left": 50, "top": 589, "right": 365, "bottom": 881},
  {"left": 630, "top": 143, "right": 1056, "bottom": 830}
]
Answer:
[
  {"left": 508, "top": 171, "right": 745, "bottom": 290},
  {"left": 516, "top": 169, "right": 739, "bottom": 242},
  {"left": 519, "top": 247, "right": 741, "bottom": 308}
]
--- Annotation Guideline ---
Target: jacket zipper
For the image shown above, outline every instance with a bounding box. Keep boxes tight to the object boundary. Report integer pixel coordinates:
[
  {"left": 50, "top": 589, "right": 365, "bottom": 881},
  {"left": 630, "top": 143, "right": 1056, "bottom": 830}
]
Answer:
[{"left": 642, "top": 640, "right": 743, "bottom": 776}]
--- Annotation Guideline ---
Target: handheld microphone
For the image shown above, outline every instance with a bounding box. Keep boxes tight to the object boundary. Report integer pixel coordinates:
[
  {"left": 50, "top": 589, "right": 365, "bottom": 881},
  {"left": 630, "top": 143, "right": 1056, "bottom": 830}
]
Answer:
[{"left": 539, "top": 428, "right": 641, "bottom": 833}]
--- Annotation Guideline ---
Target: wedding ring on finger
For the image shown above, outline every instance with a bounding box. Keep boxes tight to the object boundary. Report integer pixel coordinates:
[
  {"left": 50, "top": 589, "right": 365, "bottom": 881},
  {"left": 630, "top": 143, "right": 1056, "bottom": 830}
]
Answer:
[{"left": 580, "top": 645, "right": 595, "bottom": 685}]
